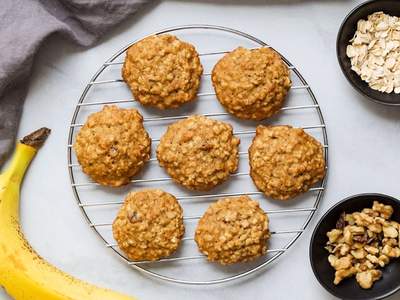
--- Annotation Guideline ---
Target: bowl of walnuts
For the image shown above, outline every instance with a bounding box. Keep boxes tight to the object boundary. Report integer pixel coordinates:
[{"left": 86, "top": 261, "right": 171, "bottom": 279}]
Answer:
[
  {"left": 310, "top": 193, "right": 400, "bottom": 300},
  {"left": 337, "top": 0, "right": 400, "bottom": 105}
]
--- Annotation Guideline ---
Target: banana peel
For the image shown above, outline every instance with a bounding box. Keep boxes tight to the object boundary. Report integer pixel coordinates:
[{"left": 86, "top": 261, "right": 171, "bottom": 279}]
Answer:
[{"left": 0, "top": 128, "right": 135, "bottom": 300}]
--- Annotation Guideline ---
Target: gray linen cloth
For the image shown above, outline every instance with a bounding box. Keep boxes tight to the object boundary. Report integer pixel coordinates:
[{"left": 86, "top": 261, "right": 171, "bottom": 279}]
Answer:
[{"left": 0, "top": 0, "right": 150, "bottom": 165}]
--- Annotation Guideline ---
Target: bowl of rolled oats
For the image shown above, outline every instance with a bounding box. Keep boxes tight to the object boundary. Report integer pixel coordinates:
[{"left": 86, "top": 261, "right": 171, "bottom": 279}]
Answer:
[
  {"left": 310, "top": 193, "right": 400, "bottom": 299},
  {"left": 337, "top": 0, "right": 400, "bottom": 105}
]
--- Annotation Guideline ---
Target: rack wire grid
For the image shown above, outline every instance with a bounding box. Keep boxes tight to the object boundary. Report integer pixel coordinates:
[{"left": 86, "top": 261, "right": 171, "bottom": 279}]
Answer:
[{"left": 67, "top": 25, "right": 329, "bottom": 285}]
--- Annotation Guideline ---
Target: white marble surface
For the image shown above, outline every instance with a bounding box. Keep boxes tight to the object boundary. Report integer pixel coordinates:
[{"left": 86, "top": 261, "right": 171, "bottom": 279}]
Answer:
[{"left": 2, "top": 0, "right": 400, "bottom": 299}]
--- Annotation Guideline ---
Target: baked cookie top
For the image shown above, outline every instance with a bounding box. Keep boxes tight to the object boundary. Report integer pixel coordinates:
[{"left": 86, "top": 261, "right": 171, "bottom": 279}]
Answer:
[
  {"left": 112, "top": 189, "right": 184, "bottom": 261},
  {"left": 249, "top": 125, "right": 325, "bottom": 200},
  {"left": 122, "top": 34, "right": 203, "bottom": 109},
  {"left": 73, "top": 105, "right": 151, "bottom": 187},
  {"left": 212, "top": 47, "right": 291, "bottom": 120},
  {"left": 156, "top": 115, "right": 240, "bottom": 191},
  {"left": 195, "top": 196, "right": 270, "bottom": 265}
]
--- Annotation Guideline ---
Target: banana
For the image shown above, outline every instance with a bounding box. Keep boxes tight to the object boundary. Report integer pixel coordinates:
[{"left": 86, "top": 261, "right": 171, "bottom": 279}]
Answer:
[{"left": 0, "top": 128, "right": 136, "bottom": 300}]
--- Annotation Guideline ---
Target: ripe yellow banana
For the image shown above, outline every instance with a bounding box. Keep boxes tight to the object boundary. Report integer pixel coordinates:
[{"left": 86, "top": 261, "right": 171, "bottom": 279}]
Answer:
[{"left": 0, "top": 128, "right": 135, "bottom": 300}]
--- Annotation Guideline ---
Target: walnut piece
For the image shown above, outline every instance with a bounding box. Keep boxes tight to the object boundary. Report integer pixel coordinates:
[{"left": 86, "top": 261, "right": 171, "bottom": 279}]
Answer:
[
  {"left": 356, "top": 270, "right": 382, "bottom": 289},
  {"left": 325, "top": 201, "right": 400, "bottom": 289}
]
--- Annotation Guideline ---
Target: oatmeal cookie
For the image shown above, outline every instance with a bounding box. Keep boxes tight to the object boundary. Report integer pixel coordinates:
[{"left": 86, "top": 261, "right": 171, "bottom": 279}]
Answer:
[
  {"left": 249, "top": 125, "right": 325, "bottom": 200},
  {"left": 74, "top": 105, "right": 151, "bottom": 187},
  {"left": 112, "top": 189, "right": 184, "bottom": 261},
  {"left": 122, "top": 34, "right": 203, "bottom": 109},
  {"left": 212, "top": 47, "right": 291, "bottom": 120},
  {"left": 195, "top": 196, "right": 270, "bottom": 265},
  {"left": 156, "top": 115, "right": 240, "bottom": 191}
]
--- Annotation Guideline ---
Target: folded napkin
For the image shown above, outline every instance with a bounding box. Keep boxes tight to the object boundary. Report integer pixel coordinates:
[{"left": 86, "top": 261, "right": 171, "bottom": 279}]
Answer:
[{"left": 0, "top": 0, "right": 150, "bottom": 165}]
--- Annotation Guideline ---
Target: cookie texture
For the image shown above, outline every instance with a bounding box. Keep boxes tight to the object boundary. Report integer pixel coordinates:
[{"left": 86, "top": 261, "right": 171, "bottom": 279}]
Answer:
[
  {"left": 249, "top": 125, "right": 325, "bottom": 200},
  {"left": 74, "top": 105, "right": 151, "bottom": 187},
  {"left": 112, "top": 189, "right": 184, "bottom": 261},
  {"left": 212, "top": 47, "right": 291, "bottom": 120},
  {"left": 156, "top": 115, "right": 240, "bottom": 191},
  {"left": 195, "top": 196, "right": 270, "bottom": 265},
  {"left": 122, "top": 34, "right": 203, "bottom": 109}
]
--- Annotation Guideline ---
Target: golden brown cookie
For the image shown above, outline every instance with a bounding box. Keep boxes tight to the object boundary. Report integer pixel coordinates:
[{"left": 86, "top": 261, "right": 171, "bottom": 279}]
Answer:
[
  {"left": 249, "top": 125, "right": 325, "bottom": 200},
  {"left": 74, "top": 105, "right": 151, "bottom": 187},
  {"left": 122, "top": 34, "right": 203, "bottom": 109},
  {"left": 195, "top": 196, "right": 270, "bottom": 265},
  {"left": 112, "top": 189, "right": 184, "bottom": 261},
  {"left": 211, "top": 47, "right": 291, "bottom": 120},
  {"left": 156, "top": 115, "right": 240, "bottom": 191}
]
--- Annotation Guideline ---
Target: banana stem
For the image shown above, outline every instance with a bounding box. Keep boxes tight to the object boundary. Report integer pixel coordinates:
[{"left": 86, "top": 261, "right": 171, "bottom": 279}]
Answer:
[
  {"left": 2, "top": 128, "right": 51, "bottom": 186},
  {"left": 20, "top": 127, "right": 51, "bottom": 150}
]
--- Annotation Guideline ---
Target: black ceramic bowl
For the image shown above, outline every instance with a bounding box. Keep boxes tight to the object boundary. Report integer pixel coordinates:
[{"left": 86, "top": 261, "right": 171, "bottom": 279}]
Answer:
[
  {"left": 310, "top": 193, "right": 400, "bottom": 300},
  {"left": 337, "top": 0, "right": 400, "bottom": 105}
]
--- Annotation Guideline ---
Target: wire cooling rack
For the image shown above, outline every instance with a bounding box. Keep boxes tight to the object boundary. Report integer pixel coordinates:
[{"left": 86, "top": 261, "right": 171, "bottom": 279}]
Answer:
[{"left": 67, "top": 25, "right": 329, "bottom": 285}]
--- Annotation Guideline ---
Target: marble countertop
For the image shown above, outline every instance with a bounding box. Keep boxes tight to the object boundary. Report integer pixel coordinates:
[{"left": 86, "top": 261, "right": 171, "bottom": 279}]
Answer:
[{"left": 2, "top": 0, "right": 400, "bottom": 299}]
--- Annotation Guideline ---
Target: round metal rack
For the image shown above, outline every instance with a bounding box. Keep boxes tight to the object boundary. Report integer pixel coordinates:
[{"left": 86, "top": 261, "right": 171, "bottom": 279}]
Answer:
[{"left": 67, "top": 25, "right": 329, "bottom": 285}]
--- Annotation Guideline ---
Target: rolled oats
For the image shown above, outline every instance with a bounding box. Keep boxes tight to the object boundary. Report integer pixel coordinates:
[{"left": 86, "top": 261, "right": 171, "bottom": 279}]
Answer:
[{"left": 347, "top": 12, "right": 400, "bottom": 94}]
